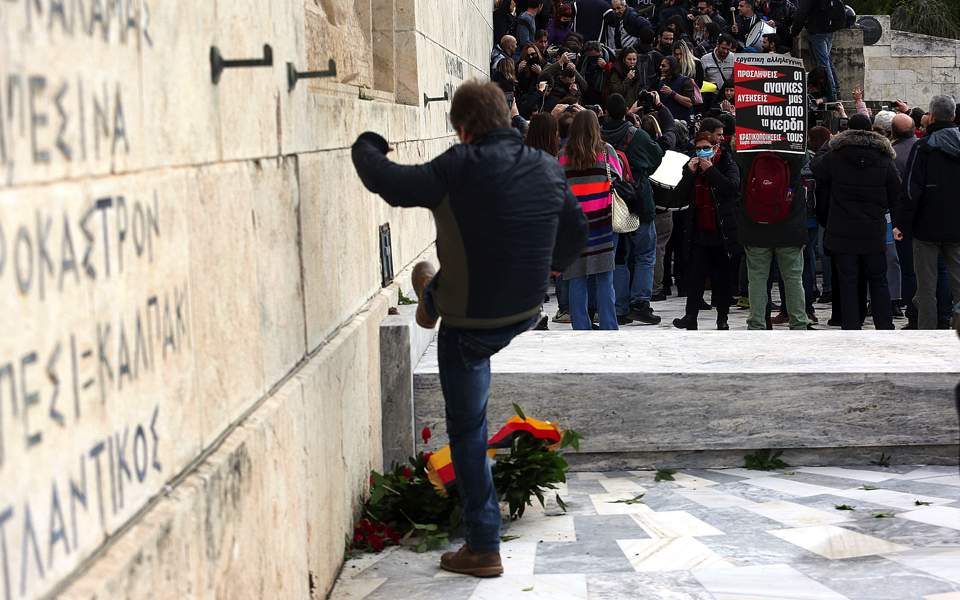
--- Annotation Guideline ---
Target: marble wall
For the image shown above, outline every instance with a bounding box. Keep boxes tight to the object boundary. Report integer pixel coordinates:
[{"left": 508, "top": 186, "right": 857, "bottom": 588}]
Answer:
[
  {"left": 862, "top": 16, "right": 960, "bottom": 108},
  {"left": 0, "top": 0, "right": 491, "bottom": 598}
]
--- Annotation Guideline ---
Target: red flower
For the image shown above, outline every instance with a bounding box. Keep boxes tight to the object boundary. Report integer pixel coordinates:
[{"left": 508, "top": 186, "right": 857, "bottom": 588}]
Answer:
[
  {"left": 421, "top": 426, "right": 432, "bottom": 444},
  {"left": 384, "top": 526, "right": 401, "bottom": 544},
  {"left": 401, "top": 466, "right": 413, "bottom": 479},
  {"left": 368, "top": 533, "right": 385, "bottom": 552},
  {"left": 353, "top": 530, "right": 364, "bottom": 544},
  {"left": 358, "top": 519, "right": 373, "bottom": 534},
  {"left": 424, "top": 451, "right": 433, "bottom": 462}
]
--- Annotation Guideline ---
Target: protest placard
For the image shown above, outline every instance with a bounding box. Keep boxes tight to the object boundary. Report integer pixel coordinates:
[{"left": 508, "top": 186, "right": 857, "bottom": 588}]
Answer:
[{"left": 734, "top": 54, "right": 807, "bottom": 155}]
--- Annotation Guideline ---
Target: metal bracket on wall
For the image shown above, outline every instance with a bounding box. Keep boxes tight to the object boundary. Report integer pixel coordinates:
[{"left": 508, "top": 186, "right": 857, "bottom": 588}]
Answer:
[
  {"left": 210, "top": 44, "right": 274, "bottom": 85},
  {"left": 379, "top": 224, "right": 395, "bottom": 288},
  {"left": 423, "top": 91, "right": 449, "bottom": 107},
  {"left": 287, "top": 59, "right": 338, "bottom": 91}
]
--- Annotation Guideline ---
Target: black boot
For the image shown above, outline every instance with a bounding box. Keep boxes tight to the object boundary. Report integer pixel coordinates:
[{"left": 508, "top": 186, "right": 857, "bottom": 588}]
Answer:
[
  {"left": 716, "top": 308, "right": 729, "bottom": 330},
  {"left": 628, "top": 301, "right": 662, "bottom": 325},
  {"left": 673, "top": 315, "right": 698, "bottom": 330}
]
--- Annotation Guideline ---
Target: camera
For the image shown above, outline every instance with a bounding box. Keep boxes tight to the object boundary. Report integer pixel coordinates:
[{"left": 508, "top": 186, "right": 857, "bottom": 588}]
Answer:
[{"left": 638, "top": 90, "right": 657, "bottom": 112}]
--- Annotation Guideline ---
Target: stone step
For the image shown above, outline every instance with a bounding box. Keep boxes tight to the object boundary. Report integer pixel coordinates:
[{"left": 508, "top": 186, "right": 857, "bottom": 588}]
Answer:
[{"left": 413, "top": 331, "right": 960, "bottom": 469}]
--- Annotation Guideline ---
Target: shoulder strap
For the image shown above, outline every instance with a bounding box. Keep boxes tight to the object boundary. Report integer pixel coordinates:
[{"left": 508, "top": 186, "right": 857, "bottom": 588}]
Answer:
[
  {"left": 709, "top": 51, "right": 730, "bottom": 86},
  {"left": 604, "top": 148, "right": 612, "bottom": 183}
]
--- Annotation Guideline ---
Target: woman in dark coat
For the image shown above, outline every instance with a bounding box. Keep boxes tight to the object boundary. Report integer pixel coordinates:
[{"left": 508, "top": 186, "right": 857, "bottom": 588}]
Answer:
[
  {"left": 672, "top": 132, "right": 741, "bottom": 330},
  {"left": 812, "top": 115, "right": 901, "bottom": 330}
]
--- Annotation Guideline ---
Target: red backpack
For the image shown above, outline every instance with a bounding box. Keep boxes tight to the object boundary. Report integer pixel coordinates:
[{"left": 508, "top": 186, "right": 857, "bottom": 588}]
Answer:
[{"left": 744, "top": 152, "right": 793, "bottom": 225}]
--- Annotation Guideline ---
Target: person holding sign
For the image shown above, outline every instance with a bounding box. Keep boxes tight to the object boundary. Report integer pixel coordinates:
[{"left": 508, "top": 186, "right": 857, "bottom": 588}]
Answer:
[{"left": 734, "top": 53, "right": 811, "bottom": 330}]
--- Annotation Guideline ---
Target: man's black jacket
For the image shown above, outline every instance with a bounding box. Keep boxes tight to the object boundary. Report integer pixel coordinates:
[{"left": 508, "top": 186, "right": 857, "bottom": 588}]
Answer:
[
  {"left": 895, "top": 122, "right": 960, "bottom": 243},
  {"left": 792, "top": 0, "right": 832, "bottom": 35},
  {"left": 352, "top": 129, "right": 587, "bottom": 329}
]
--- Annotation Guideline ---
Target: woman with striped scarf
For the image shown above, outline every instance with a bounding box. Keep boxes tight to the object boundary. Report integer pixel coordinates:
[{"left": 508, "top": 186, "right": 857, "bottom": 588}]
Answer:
[{"left": 559, "top": 109, "right": 622, "bottom": 331}]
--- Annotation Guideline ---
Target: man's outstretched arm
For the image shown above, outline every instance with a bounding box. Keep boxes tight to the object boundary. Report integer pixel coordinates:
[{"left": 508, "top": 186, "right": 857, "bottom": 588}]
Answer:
[{"left": 351, "top": 131, "right": 452, "bottom": 209}]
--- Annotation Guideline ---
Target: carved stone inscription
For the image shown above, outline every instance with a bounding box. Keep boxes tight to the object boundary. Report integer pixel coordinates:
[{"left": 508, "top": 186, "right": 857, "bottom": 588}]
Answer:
[{"left": 0, "top": 178, "right": 195, "bottom": 599}]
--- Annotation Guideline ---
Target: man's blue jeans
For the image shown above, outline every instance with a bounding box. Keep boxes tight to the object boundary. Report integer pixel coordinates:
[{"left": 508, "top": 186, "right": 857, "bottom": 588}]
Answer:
[
  {"left": 614, "top": 221, "right": 657, "bottom": 311},
  {"left": 569, "top": 271, "right": 618, "bottom": 330},
  {"left": 809, "top": 32, "right": 839, "bottom": 101},
  {"left": 436, "top": 316, "right": 537, "bottom": 554}
]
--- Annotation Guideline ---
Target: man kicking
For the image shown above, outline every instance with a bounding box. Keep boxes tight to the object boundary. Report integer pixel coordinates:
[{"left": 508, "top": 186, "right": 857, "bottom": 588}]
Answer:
[{"left": 351, "top": 80, "right": 587, "bottom": 577}]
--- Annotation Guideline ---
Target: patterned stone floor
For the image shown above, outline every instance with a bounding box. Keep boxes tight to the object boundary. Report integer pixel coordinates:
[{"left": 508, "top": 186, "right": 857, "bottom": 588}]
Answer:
[{"left": 331, "top": 465, "right": 960, "bottom": 600}]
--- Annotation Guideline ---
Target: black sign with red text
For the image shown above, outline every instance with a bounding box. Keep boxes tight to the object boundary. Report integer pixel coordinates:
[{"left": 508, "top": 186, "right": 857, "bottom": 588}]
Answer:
[{"left": 734, "top": 54, "right": 807, "bottom": 155}]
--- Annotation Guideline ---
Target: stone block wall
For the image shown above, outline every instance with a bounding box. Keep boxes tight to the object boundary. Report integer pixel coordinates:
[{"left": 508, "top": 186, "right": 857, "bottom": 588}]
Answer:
[
  {"left": 863, "top": 15, "right": 960, "bottom": 107},
  {"left": 0, "top": 1, "right": 491, "bottom": 598}
]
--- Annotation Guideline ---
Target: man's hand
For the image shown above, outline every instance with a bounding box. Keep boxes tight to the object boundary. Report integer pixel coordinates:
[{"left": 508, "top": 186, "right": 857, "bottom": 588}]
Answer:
[
  {"left": 560, "top": 52, "right": 570, "bottom": 66},
  {"left": 651, "top": 91, "right": 661, "bottom": 107},
  {"left": 852, "top": 87, "right": 863, "bottom": 102},
  {"left": 597, "top": 58, "right": 607, "bottom": 69},
  {"left": 538, "top": 81, "right": 548, "bottom": 93},
  {"left": 731, "top": 22, "right": 739, "bottom": 33},
  {"left": 629, "top": 100, "right": 641, "bottom": 114},
  {"left": 894, "top": 99, "right": 910, "bottom": 113},
  {"left": 551, "top": 103, "right": 569, "bottom": 116},
  {"left": 893, "top": 227, "right": 904, "bottom": 241},
  {"left": 660, "top": 85, "right": 673, "bottom": 96}
]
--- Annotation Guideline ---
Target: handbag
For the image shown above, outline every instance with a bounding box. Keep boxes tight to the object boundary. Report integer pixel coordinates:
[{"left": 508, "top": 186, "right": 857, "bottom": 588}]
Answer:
[{"left": 605, "top": 149, "right": 640, "bottom": 234}]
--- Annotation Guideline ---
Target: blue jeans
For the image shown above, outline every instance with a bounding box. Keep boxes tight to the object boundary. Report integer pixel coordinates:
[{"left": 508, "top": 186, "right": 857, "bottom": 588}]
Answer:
[
  {"left": 615, "top": 221, "right": 657, "bottom": 309},
  {"left": 436, "top": 316, "right": 537, "bottom": 553},
  {"left": 809, "top": 32, "right": 839, "bottom": 101},
  {"left": 569, "top": 271, "right": 618, "bottom": 330}
]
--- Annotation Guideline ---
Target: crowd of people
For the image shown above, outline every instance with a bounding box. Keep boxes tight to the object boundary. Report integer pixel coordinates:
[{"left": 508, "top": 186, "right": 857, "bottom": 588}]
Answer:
[
  {"left": 491, "top": 0, "right": 960, "bottom": 331},
  {"left": 350, "top": 3, "right": 960, "bottom": 574}
]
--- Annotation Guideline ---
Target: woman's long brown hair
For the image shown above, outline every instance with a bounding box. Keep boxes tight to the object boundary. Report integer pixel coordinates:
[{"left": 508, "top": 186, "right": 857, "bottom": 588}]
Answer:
[
  {"left": 565, "top": 110, "right": 604, "bottom": 171},
  {"left": 525, "top": 113, "right": 560, "bottom": 157}
]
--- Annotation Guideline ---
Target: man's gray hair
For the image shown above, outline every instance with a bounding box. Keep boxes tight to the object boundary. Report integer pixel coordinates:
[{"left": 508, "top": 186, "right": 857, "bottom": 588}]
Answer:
[{"left": 929, "top": 95, "right": 957, "bottom": 122}]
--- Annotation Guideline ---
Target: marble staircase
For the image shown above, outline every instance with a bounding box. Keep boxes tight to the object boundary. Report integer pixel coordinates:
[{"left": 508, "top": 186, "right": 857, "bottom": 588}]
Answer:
[{"left": 412, "top": 331, "right": 960, "bottom": 469}]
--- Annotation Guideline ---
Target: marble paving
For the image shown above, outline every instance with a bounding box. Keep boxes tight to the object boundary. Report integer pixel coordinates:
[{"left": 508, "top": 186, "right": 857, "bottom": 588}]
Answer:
[{"left": 331, "top": 466, "right": 960, "bottom": 600}]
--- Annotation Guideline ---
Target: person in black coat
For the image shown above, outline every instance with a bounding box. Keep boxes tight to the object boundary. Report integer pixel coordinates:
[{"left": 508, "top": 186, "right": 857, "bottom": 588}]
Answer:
[
  {"left": 812, "top": 114, "right": 901, "bottom": 330},
  {"left": 672, "top": 131, "right": 741, "bottom": 330},
  {"left": 894, "top": 95, "right": 960, "bottom": 330}
]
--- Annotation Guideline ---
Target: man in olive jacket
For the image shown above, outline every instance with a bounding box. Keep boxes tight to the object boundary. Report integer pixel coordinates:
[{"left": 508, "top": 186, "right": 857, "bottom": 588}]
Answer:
[{"left": 351, "top": 80, "right": 587, "bottom": 578}]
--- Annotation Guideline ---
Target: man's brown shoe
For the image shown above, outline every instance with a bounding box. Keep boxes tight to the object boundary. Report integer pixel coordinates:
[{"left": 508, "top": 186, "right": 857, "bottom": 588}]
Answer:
[
  {"left": 440, "top": 544, "right": 503, "bottom": 577},
  {"left": 411, "top": 261, "right": 438, "bottom": 329}
]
